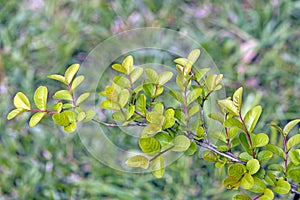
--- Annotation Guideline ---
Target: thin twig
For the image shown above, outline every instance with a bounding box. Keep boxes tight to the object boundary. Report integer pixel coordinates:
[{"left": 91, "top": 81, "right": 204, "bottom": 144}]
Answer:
[{"left": 92, "top": 119, "right": 147, "bottom": 127}]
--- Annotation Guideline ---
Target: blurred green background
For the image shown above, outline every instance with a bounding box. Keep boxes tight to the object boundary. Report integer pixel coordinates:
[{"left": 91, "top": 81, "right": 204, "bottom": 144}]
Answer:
[{"left": 1, "top": 0, "right": 299, "bottom": 199}]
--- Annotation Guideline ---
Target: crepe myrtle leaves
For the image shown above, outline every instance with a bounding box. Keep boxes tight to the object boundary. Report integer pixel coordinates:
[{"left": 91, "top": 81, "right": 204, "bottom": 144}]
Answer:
[
  {"left": 7, "top": 64, "right": 95, "bottom": 132},
  {"left": 7, "top": 49, "right": 300, "bottom": 199}
]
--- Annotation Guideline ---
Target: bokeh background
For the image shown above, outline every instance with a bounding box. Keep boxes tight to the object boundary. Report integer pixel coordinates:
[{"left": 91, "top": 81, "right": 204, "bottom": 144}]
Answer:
[{"left": 1, "top": 0, "right": 299, "bottom": 199}]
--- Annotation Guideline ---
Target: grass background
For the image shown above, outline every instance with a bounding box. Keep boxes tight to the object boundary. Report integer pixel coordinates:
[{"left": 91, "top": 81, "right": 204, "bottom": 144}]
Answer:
[{"left": 1, "top": 0, "right": 299, "bottom": 199}]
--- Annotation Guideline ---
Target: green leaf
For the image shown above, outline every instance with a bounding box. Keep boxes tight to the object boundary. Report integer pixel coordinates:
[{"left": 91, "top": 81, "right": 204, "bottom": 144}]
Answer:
[
  {"left": 217, "top": 99, "right": 239, "bottom": 116},
  {"left": 14, "top": 92, "right": 31, "bottom": 110},
  {"left": 260, "top": 188, "right": 274, "bottom": 200},
  {"left": 228, "top": 127, "right": 239, "bottom": 139},
  {"left": 264, "top": 172, "right": 276, "bottom": 186},
  {"left": 268, "top": 164, "right": 284, "bottom": 172},
  {"left": 118, "top": 89, "right": 129, "bottom": 108},
  {"left": 141, "top": 124, "right": 162, "bottom": 136},
  {"left": 233, "top": 87, "right": 243, "bottom": 112},
  {"left": 34, "top": 86, "right": 48, "bottom": 110},
  {"left": 224, "top": 118, "right": 245, "bottom": 131},
  {"left": 145, "top": 68, "right": 158, "bottom": 83},
  {"left": 287, "top": 134, "right": 300, "bottom": 151},
  {"left": 52, "top": 112, "right": 69, "bottom": 126},
  {"left": 194, "top": 68, "right": 210, "bottom": 81},
  {"left": 163, "top": 108, "right": 175, "bottom": 129},
  {"left": 122, "top": 55, "right": 133, "bottom": 74},
  {"left": 185, "top": 141, "right": 197, "bottom": 156},
  {"left": 65, "top": 63, "right": 80, "bottom": 84},
  {"left": 172, "top": 135, "right": 190, "bottom": 152},
  {"left": 47, "top": 74, "right": 67, "bottom": 84},
  {"left": 76, "top": 92, "right": 90, "bottom": 106},
  {"left": 158, "top": 72, "right": 173, "bottom": 85},
  {"left": 283, "top": 119, "right": 300, "bottom": 136},
  {"left": 130, "top": 67, "right": 143, "bottom": 84},
  {"left": 64, "top": 121, "right": 76, "bottom": 133},
  {"left": 53, "top": 90, "right": 72, "bottom": 101},
  {"left": 125, "top": 155, "right": 149, "bottom": 169},
  {"left": 273, "top": 178, "right": 290, "bottom": 194},
  {"left": 228, "top": 164, "right": 247, "bottom": 179},
  {"left": 176, "top": 73, "right": 185, "bottom": 90},
  {"left": 187, "top": 88, "right": 202, "bottom": 106},
  {"left": 252, "top": 133, "right": 269, "bottom": 147},
  {"left": 188, "top": 105, "right": 199, "bottom": 119},
  {"left": 244, "top": 106, "right": 262, "bottom": 133},
  {"left": 249, "top": 177, "right": 266, "bottom": 193},
  {"left": 139, "top": 137, "right": 161, "bottom": 155},
  {"left": 113, "top": 75, "right": 130, "bottom": 88},
  {"left": 239, "top": 132, "right": 252, "bottom": 155},
  {"left": 287, "top": 169, "right": 300, "bottom": 182},
  {"left": 112, "top": 63, "right": 127, "bottom": 74},
  {"left": 223, "top": 176, "right": 240, "bottom": 190},
  {"left": 63, "top": 103, "right": 74, "bottom": 109},
  {"left": 143, "top": 83, "right": 156, "bottom": 98},
  {"left": 208, "top": 112, "right": 224, "bottom": 124},
  {"left": 112, "top": 111, "right": 125, "bottom": 121},
  {"left": 240, "top": 173, "right": 254, "bottom": 189},
  {"left": 202, "top": 150, "right": 218, "bottom": 162},
  {"left": 84, "top": 110, "right": 95, "bottom": 122},
  {"left": 174, "top": 58, "right": 189, "bottom": 67},
  {"left": 257, "top": 150, "right": 273, "bottom": 162},
  {"left": 239, "top": 152, "right": 253, "bottom": 162},
  {"left": 206, "top": 74, "right": 223, "bottom": 91},
  {"left": 289, "top": 149, "right": 300, "bottom": 165},
  {"left": 266, "top": 144, "right": 285, "bottom": 158},
  {"left": 77, "top": 112, "right": 86, "bottom": 122},
  {"left": 7, "top": 108, "right": 26, "bottom": 120},
  {"left": 152, "top": 102, "right": 164, "bottom": 115},
  {"left": 71, "top": 75, "right": 84, "bottom": 91},
  {"left": 100, "top": 100, "right": 120, "bottom": 110},
  {"left": 246, "top": 159, "right": 260, "bottom": 175},
  {"left": 105, "top": 86, "right": 118, "bottom": 102},
  {"left": 269, "top": 123, "right": 284, "bottom": 135},
  {"left": 126, "top": 105, "right": 135, "bottom": 120},
  {"left": 154, "top": 132, "right": 173, "bottom": 150},
  {"left": 146, "top": 112, "right": 165, "bottom": 126},
  {"left": 169, "top": 90, "right": 184, "bottom": 104},
  {"left": 151, "top": 155, "right": 164, "bottom": 178},
  {"left": 232, "top": 194, "right": 252, "bottom": 200},
  {"left": 187, "top": 49, "right": 200, "bottom": 64},
  {"left": 29, "top": 112, "right": 47, "bottom": 127},
  {"left": 135, "top": 94, "right": 147, "bottom": 116}
]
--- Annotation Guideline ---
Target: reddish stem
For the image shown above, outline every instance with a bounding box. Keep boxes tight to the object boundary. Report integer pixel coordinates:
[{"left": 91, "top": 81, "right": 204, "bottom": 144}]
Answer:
[
  {"left": 283, "top": 136, "right": 288, "bottom": 177},
  {"left": 67, "top": 84, "right": 77, "bottom": 107},
  {"left": 29, "top": 109, "right": 56, "bottom": 114},
  {"left": 239, "top": 113, "right": 256, "bottom": 158}
]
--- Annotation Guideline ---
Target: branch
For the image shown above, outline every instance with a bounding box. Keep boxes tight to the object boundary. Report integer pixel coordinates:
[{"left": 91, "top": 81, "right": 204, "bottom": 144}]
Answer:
[{"left": 92, "top": 119, "right": 147, "bottom": 127}]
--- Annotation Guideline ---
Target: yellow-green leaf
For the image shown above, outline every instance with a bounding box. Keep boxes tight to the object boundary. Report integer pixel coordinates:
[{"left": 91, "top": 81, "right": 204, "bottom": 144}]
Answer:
[
  {"left": 64, "top": 121, "right": 77, "bottom": 133},
  {"left": 145, "top": 68, "right": 158, "bottom": 83},
  {"left": 105, "top": 86, "right": 118, "bottom": 102},
  {"left": 7, "top": 108, "right": 26, "bottom": 120},
  {"left": 100, "top": 100, "right": 120, "bottom": 110},
  {"left": 187, "top": 49, "right": 201, "bottom": 64},
  {"left": 76, "top": 92, "right": 90, "bottom": 106},
  {"left": 112, "top": 63, "right": 127, "bottom": 74},
  {"left": 283, "top": 119, "right": 300, "bottom": 137},
  {"left": 125, "top": 155, "right": 149, "bottom": 169},
  {"left": 84, "top": 110, "right": 96, "bottom": 122},
  {"left": 240, "top": 173, "right": 254, "bottom": 189},
  {"left": 34, "top": 86, "right": 48, "bottom": 110},
  {"left": 217, "top": 99, "right": 239, "bottom": 116},
  {"left": 139, "top": 137, "right": 161, "bottom": 155},
  {"left": 52, "top": 112, "right": 69, "bottom": 126},
  {"left": 65, "top": 63, "right": 80, "bottom": 84},
  {"left": 151, "top": 155, "right": 165, "bottom": 178},
  {"left": 53, "top": 102, "right": 63, "bottom": 113},
  {"left": 244, "top": 105, "right": 262, "bottom": 133},
  {"left": 122, "top": 55, "right": 133, "bottom": 74},
  {"left": 246, "top": 159, "right": 260, "bottom": 175},
  {"left": 232, "top": 194, "right": 252, "bottom": 200},
  {"left": 77, "top": 112, "right": 86, "bottom": 122},
  {"left": 252, "top": 133, "right": 269, "bottom": 148},
  {"left": 172, "top": 135, "right": 190, "bottom": 152},
  {"left": 187, "top": 88, "right": 202, "bottom": 106},
  {"left": 53, "top": 90, "right": 72, "bottom": 101},
  {"left": 163, "top": 108, "right": 175, "bottom": 129},
  {"left": 233, "top": 87, "right": 243, "bottom": 112},
  {"left": 130, "top": 67, "right": 143, "bottom": 84},
  {"left": 118, "top": 89, "right": 129, "bottom": 108},
  {"left": 273, "top": 178, "right": 290, "bottom": 194},
  {"left": 14, "top": 92, "right": 31, "bottom": 110},
  {"left": 71, "top": 75, "right": 84, "bottom": 91},
  {"left": 287, "top": 134, "right": 300, "bottom": 151},
  {"left": 158, "top": 72, "right": 173, "bottom": 85},
  {"left": 47, "top": 74, "right": 67, "bottom": 84},
  {"left": 29, "top": 112, "right": 46, "bottom": 127},
  {"left": 136, "top": 94, "right": 147, "bottom": 116}
]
